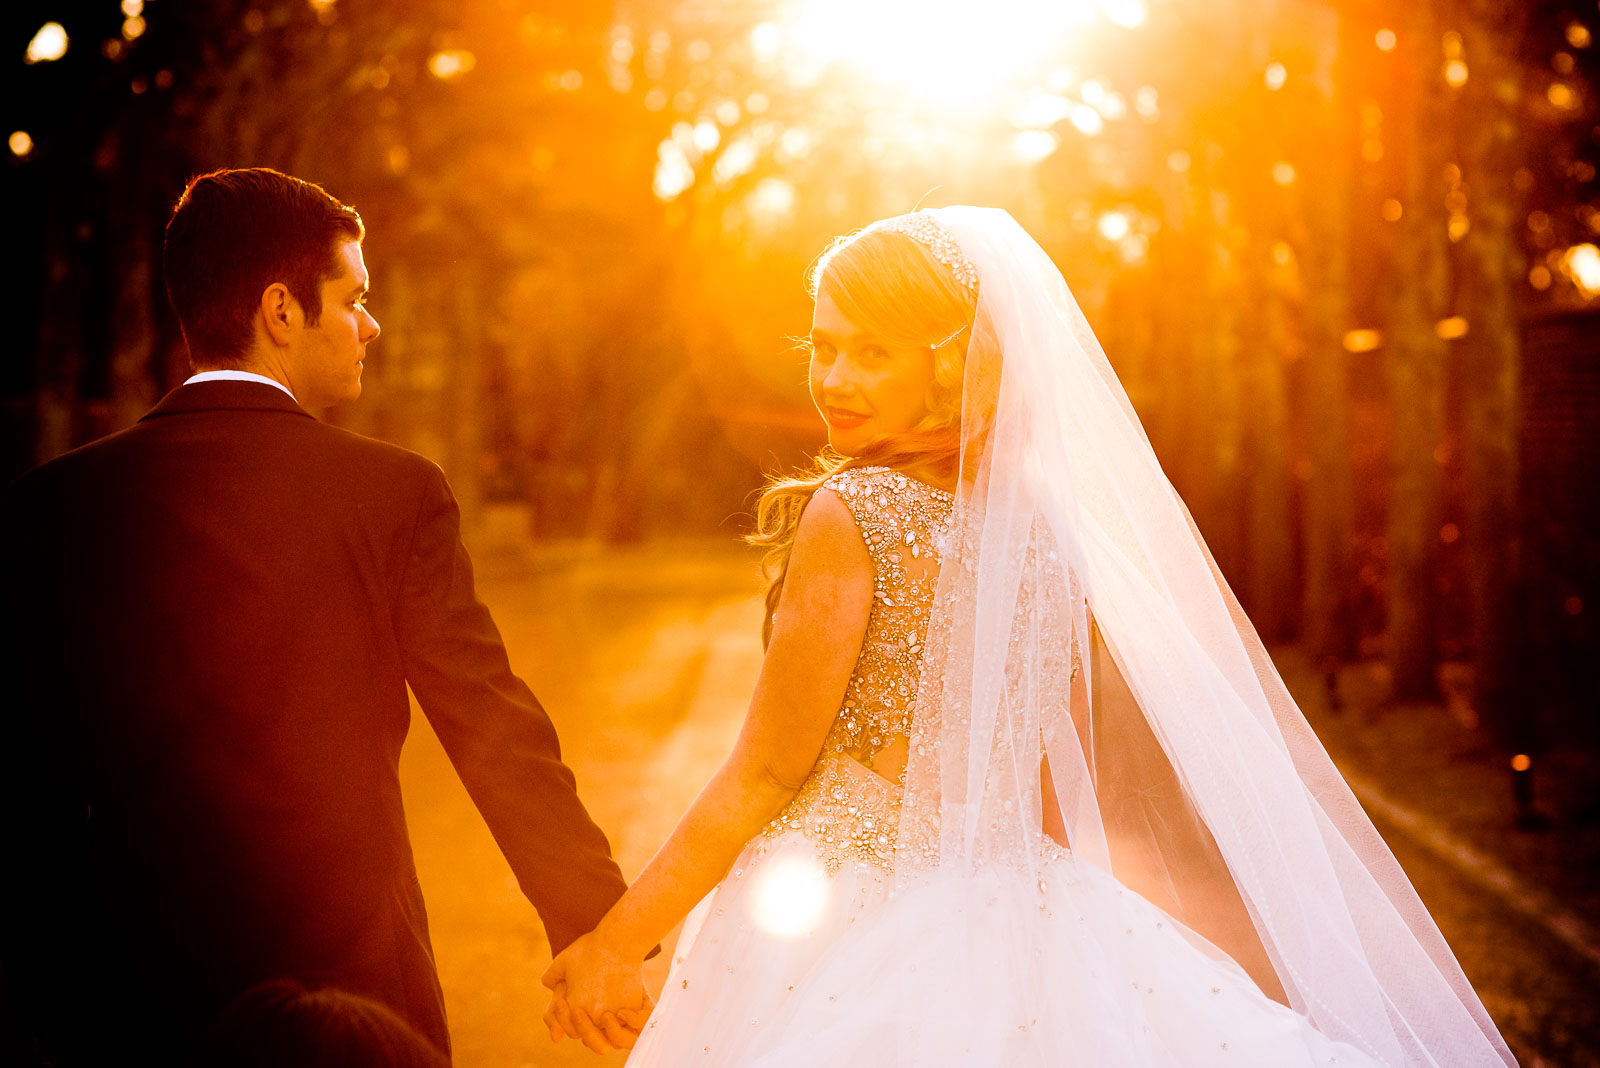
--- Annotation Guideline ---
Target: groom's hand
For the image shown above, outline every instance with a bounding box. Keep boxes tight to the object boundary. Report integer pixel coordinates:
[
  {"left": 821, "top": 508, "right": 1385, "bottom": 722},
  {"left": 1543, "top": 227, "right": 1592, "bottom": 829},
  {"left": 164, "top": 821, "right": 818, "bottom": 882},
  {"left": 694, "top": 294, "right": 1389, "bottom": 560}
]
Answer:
[
  {"left": 542, "top": 936, "right": 653, "bottom": 1053},
  {"left": 543, "top": 982, "right": 652, "bottom": 1054}
]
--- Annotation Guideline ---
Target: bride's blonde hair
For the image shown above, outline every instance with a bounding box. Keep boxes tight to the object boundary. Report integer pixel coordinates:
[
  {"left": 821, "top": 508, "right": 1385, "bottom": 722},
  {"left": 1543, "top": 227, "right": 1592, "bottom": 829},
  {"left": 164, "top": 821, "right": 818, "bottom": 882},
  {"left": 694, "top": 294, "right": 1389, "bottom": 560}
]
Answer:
[{"left": 748, "top": 227, "right": 978, "bottom": 645}]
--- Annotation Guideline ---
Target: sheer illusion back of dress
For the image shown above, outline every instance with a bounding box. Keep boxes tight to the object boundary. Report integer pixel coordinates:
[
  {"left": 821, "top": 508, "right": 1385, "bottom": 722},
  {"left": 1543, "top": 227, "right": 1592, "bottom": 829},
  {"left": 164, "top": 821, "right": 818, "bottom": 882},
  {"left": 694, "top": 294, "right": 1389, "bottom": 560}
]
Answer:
[{"left": 760, "top": 466, "right": 953, "bottom": 873}]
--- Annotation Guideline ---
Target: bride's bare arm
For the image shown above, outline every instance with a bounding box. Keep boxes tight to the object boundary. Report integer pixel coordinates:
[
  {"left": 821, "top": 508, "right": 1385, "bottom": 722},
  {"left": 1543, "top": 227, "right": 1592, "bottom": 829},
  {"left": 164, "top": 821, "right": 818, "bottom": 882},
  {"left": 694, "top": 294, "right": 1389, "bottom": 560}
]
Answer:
[{"left": 545, "top": 488, "right": 873, "bottom": 1017}]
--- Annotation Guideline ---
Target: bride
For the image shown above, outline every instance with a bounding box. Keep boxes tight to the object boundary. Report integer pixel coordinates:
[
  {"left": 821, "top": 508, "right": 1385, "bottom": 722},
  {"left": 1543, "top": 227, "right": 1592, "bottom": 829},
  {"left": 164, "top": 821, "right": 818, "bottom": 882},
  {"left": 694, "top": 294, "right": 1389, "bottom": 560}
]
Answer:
[{"left": 541, "top": 208, "right": 1514, "bottom": 1065}]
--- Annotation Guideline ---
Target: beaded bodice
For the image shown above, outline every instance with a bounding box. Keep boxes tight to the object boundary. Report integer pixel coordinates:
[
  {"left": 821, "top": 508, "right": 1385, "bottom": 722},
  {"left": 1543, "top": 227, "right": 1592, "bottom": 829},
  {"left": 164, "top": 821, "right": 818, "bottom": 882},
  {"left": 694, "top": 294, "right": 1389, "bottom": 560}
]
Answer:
[
  {"left": 760, "top": 466, "right": 953, "bottom": 875},
  {"left": 816, "top": 466, "right": 953, "bottom": 776}
]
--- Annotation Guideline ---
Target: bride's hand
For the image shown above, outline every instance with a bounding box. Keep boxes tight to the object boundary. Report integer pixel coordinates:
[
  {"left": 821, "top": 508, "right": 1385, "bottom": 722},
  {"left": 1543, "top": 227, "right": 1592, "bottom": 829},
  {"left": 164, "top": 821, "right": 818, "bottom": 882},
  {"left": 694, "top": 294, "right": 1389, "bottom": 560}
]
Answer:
[{"left": 542, "top": 934, "right": 654, "bottom": 1052}]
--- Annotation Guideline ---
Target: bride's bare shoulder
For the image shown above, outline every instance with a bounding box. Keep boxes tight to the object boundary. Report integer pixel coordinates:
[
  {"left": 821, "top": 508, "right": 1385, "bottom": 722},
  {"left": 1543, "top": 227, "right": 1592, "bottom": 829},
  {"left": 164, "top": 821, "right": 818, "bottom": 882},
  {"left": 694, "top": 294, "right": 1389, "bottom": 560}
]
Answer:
[{"left": 789, "top": 482, "right": 873, "bottom": 580}]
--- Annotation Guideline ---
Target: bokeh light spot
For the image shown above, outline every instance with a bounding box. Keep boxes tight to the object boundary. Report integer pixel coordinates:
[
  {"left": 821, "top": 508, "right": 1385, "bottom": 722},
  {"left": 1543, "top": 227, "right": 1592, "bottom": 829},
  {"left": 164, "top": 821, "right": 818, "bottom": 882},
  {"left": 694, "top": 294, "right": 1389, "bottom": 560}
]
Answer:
[
  {"left": 1435, "top": 316, "right": 1469, "bottom": 340},
  {"left": 1070, "top": 105, "right": 1104, "bottom": 136},
  {"left": 1343, "top": 329, "right": 1382, "bottom": 353},
  {"left": 428, "top": 50, "right": 476, "bottom": 81},
  {"left": 1375, "top": 28, "right": 1397, "bottom": 52},
  {"left": 1264, "top": 62, "right": 1286, "bottom": 91},
  {"left": 1097, "top": 210, "right": 1131, "bottom": 241},
  {"left": 749, "top": 22, "right": 781, "bottom": 60},
  {"left": 1562, "top": 243, "right": 1600, "bottom": 297},
  {"left": 748, "top": 177, "right": 795, "bottom": 218},
  {"left": 653, "top": 139, "right": 694, "bottom": 201},
  {"left": 778, "top": 127, "right": 811, "bottom": 161},
  {"left": 1013, "top": 90, "right": 1074, "bottom": 129},
  {"left": 25, "top": 22, "right": 69, "bottom": 64},
  {"left": 9, "top": 131, "right": 34, "bottom": 158},
  {"left": 1013, "top": 130, "right": 1060, "bottom": 163}
]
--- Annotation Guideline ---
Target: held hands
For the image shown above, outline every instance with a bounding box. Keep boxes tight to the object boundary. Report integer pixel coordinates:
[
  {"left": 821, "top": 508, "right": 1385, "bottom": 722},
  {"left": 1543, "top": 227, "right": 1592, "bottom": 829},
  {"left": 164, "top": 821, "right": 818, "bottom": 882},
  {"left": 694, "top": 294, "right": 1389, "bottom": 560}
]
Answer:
[{"left": 541, "top": 931, "right": 655, "bottom": 1054}]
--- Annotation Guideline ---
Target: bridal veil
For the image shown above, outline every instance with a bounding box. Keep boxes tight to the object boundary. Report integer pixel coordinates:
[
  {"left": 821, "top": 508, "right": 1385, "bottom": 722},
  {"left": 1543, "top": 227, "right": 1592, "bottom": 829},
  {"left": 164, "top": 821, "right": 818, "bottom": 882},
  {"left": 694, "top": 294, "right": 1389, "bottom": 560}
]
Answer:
[{"left": 885, "top": 206, "right": 1512, "bottom": 1067}]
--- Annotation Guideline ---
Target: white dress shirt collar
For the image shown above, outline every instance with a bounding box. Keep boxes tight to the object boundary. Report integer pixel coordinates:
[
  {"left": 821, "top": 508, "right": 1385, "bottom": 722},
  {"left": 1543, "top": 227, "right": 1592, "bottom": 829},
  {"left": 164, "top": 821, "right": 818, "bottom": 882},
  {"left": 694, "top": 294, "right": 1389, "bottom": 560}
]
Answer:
[{"left": 183, "top": 369, "right": 297, "bottom": 402}]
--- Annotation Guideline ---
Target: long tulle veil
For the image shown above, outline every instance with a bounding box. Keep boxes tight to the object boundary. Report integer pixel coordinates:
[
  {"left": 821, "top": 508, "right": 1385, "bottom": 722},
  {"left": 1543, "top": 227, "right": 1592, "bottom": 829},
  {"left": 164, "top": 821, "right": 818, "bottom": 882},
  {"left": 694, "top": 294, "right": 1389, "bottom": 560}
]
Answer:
[{"left": 890, "top": 206, "right": 1512, "bottom": 1066}]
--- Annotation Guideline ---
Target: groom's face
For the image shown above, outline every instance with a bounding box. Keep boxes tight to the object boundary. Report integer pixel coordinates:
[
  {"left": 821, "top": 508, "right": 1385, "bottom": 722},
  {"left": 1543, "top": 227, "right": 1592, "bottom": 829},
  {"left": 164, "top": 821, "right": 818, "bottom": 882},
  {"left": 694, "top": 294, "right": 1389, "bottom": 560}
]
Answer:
[{"left": 286, "top": 239, "right": 380, "bottom": 409}]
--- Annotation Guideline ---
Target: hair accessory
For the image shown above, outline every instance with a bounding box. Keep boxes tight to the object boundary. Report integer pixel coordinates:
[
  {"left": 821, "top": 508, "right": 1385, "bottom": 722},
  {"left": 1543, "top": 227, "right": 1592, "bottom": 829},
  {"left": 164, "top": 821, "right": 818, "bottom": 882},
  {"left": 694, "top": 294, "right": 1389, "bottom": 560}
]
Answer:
[{"left": 865, "top": 211, "right": 980, "bottom": 292}]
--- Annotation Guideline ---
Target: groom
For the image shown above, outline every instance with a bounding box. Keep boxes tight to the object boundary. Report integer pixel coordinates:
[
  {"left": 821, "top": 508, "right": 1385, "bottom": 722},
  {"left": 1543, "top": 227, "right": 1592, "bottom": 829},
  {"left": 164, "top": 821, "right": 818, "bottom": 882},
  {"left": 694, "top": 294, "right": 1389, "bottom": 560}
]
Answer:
[{"left": 1, "top": 168, "right": 644, "bottom": 1064}]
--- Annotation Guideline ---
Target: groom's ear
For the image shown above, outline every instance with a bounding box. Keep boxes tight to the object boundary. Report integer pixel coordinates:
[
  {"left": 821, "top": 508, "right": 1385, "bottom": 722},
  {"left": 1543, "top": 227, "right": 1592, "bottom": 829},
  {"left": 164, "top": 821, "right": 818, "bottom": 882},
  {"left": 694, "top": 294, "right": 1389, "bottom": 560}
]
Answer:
[{"left": 259, "top": 282, "right": 295, "bottom": 346}]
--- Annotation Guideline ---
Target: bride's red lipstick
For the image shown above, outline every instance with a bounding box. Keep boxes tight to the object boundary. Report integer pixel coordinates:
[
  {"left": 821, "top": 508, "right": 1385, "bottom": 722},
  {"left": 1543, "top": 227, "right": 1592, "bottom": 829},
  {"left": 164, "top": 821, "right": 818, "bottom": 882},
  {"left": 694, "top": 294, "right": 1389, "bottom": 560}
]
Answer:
[{"left": 825, "top": 406, "right": 868, "bottom": 430}]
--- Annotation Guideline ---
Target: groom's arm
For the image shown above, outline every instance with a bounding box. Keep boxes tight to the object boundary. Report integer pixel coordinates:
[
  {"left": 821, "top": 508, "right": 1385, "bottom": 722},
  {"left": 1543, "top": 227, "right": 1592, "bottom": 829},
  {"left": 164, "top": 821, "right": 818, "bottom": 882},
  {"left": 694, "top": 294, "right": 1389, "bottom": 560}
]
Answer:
[{"left": 392, "top": 461, "right": 629, "bottom": 955}]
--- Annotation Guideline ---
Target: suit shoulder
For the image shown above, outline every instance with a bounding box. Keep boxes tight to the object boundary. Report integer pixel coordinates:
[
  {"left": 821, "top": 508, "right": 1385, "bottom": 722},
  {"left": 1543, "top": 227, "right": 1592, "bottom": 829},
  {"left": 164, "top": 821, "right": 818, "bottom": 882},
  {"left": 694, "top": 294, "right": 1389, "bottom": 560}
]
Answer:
[
  {"left": 308, "top": 424, "right": 454, "bottom": 514},
  {"left": 314, "top": 423, "right": 445, "bottom": 478},
  {"left": 4, "top": 422, "right": 146, "bottom": 503}
]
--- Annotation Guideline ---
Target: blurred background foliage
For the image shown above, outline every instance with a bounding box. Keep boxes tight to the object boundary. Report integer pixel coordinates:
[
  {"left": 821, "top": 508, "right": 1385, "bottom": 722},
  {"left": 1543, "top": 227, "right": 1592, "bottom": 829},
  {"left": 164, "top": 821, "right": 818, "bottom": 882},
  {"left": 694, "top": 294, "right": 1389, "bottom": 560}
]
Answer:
[{"left": 4, "top": 0, "right": 1599, "bottom": 769}]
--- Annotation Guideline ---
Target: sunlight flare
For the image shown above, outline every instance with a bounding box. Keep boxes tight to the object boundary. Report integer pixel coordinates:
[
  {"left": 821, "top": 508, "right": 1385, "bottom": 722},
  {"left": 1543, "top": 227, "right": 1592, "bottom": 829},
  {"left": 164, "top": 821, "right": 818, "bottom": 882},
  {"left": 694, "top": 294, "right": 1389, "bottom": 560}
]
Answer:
[
  {"left": 778, "top": 0, "right": 1136, "bottom": 109},
  {"left": 749, "top": 855, "right": 831, "bottom": 938}
]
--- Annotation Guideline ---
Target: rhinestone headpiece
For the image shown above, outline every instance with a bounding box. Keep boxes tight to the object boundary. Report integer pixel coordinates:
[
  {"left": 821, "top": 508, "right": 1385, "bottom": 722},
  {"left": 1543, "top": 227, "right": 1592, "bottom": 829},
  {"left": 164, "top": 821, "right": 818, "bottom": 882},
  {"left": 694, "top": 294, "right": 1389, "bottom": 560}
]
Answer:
[{"left": 864, "top": 211, "right": 979, "bottom": 292}]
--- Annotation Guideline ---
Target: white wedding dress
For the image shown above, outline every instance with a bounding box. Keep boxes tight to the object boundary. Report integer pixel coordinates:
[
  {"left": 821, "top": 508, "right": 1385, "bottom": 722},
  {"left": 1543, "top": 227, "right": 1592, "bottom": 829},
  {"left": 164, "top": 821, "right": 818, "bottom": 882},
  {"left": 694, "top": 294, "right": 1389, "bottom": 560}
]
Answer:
[
  {"left": 628, "top": 207, "right": 1509, "bottom": 1066},
  {"left": 628, "top": 467, "right": 1374, "bottom": 1067}
]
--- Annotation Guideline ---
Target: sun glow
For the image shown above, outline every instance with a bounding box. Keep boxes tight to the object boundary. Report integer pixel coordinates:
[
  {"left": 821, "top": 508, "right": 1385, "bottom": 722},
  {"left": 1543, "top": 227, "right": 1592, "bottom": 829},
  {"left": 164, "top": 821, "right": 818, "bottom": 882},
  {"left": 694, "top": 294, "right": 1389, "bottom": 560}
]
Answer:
[{"left": 777, "top": 0, "right": 1136, "bottom": 109}]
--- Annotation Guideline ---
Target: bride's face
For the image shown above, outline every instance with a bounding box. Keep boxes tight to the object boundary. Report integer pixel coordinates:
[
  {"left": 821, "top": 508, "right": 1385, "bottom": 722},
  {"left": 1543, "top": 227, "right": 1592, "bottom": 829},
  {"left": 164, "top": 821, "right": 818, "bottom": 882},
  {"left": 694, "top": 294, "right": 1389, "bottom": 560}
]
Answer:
[{"left": 809, "top": 289, "right": 937, "bottom": 454}]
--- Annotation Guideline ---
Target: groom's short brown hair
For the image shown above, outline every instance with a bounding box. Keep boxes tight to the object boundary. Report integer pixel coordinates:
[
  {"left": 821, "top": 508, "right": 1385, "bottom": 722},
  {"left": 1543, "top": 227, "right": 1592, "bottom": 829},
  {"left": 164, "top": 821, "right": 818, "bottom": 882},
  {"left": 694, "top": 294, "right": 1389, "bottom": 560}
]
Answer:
[{"left": 164, "top": 168, "right": 364, "bottom": 368}]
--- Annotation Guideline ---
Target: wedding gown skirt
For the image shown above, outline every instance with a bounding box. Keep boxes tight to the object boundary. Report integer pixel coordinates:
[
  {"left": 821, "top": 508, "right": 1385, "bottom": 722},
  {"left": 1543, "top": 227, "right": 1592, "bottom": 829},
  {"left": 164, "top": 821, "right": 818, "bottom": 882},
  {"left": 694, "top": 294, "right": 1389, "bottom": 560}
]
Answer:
[{"left": 628, "top": 753, "right": 1380, "bottom": 1067}]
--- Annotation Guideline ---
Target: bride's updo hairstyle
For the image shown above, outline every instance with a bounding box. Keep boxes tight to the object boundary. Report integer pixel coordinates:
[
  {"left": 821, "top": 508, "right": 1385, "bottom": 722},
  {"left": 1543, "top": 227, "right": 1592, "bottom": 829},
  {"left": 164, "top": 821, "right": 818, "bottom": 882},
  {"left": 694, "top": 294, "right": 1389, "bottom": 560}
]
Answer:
[{"left": 748, "top": 225, "right": 978, "bottom": 645}]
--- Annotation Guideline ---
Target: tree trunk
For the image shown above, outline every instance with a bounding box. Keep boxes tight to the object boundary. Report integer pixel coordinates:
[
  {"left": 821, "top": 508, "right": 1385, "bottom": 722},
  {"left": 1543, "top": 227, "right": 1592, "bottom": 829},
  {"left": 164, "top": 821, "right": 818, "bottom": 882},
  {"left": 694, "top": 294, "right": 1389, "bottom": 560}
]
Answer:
[
  {"left": 33, "top": 187, "right": 86, "bottom": 466},
  {"left": 1297, "top": 1, "right": 1359, "bottom": 664},
  {"left": 109, "top": 128, "right": 157, "bottom": 431},
  {"left": 1383, "top": 0, "right": 1452, "bottom": 701},
  {"left": 448, "top": 266, "right": 485, "bottom": 534},
  {"left": 1457, "top": 0, "right": 1528, "bottom": 749},
  {"left": 1181, "top": 189, "right": 1248, "bottom": 583},
  {"left": 1240, "top": 261, "right": 1298, "bottom": 641}
]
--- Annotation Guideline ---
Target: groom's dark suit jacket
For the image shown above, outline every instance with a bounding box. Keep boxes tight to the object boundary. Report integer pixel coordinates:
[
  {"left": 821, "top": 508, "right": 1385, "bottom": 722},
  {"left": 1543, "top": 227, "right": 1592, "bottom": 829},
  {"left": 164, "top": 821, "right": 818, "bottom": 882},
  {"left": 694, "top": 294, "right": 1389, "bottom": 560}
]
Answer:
[{"left": 1, "top": 381, "right": 628, "bottom": 1063}]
